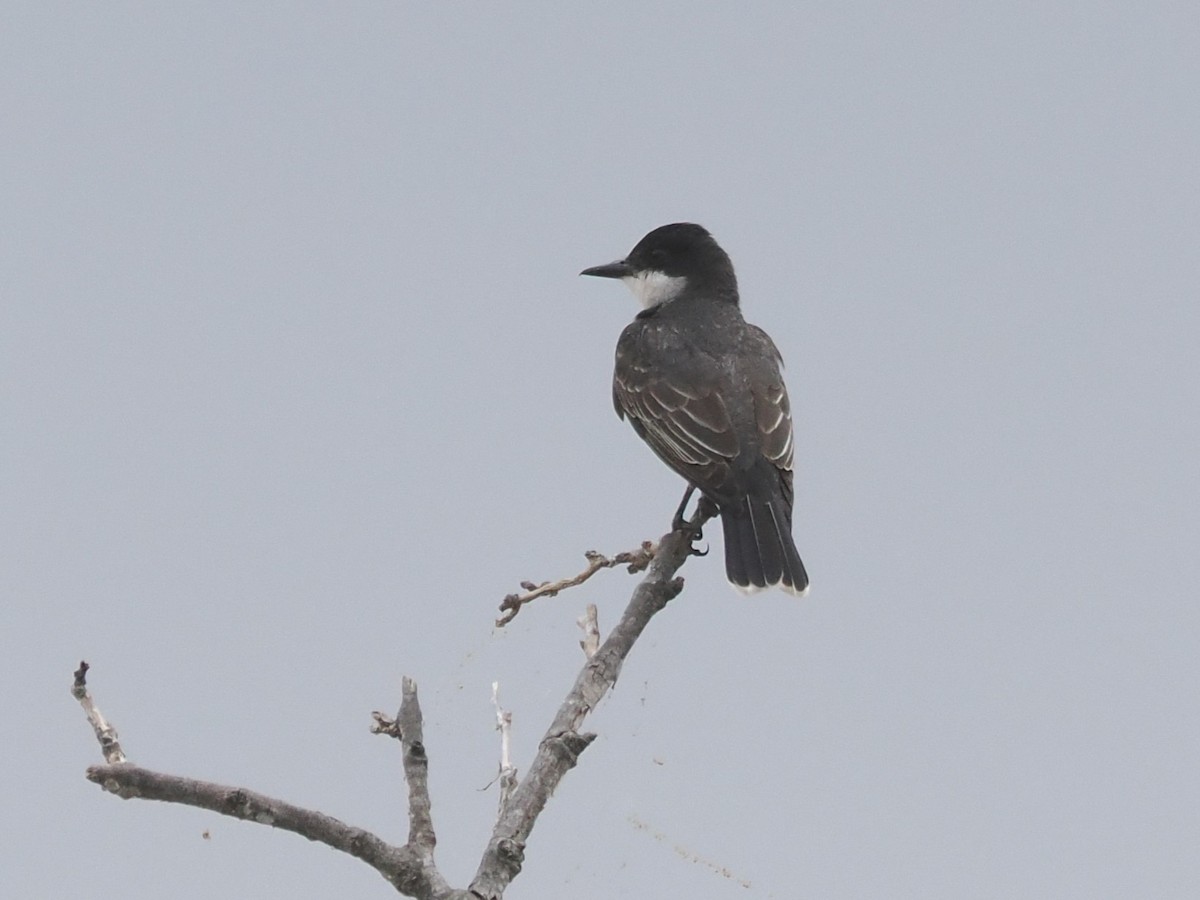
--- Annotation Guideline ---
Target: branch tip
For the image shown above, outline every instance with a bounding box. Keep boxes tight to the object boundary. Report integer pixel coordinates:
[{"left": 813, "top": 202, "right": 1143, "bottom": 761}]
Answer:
[
  {"left": 369, "top": 710, "right": 400, "bottom": 738},
  {"left": 72, "top": 660, "right": 128, "bottom": 765}
]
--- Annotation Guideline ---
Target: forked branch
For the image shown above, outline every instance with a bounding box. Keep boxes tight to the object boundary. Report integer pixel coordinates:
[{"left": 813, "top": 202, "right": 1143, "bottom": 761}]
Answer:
[{"left": 76, "top": 508, "right": 715, "bottom": 898}]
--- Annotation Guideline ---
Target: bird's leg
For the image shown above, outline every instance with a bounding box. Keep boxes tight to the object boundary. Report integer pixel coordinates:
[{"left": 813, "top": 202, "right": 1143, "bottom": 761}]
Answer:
[
  {"left": 672, "top": 485, "right": 697, "bottom": 534},
  {"left": 672, "top": 485, "right": 713, "bottom": 556}
]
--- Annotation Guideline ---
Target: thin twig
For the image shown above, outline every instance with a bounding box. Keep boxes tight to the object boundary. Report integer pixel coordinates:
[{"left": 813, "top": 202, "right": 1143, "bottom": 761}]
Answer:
[
  {"left": 497, "top": 541, "right": 656, "bottom": 626},
  {"left": 491, "top": 682, "right": 518, "bottom": 814}
]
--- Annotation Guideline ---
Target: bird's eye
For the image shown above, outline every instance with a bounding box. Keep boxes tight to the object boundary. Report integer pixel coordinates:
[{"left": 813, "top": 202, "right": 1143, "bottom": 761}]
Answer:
[{"left": 649, "top": 248, "right": 667, "bottom": 263}]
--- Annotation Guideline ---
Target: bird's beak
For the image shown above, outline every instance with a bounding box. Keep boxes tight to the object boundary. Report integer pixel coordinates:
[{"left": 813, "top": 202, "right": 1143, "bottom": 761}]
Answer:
[{"left": 580, "top": 259, "right": 633, "bottom": 279}]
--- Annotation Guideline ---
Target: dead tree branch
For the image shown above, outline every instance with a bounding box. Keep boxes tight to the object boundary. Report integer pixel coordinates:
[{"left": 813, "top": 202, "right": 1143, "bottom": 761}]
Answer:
[
  {"left": 490, "top": 683, "right": 518, "bottom": 813},
  {"left": 469, "top": 511, "right": 712, "bottom": 897},
  {"left": 84, "top": 763, "right": 452, "bottom": 895},
  {"left": 496, "top": 541, "right": 656, "bottom": 626},
  {"left": 76, "top": 507, "right": 715, "bottom": 898},
  {"left": 72, "top": 661, "right": 126, "bottom": 764},
  {"left": 577, "top": 604, "right": 601, "bottom": 659},
  {"left": 82, "top": 666, "right": 469, "bottom": 900}
]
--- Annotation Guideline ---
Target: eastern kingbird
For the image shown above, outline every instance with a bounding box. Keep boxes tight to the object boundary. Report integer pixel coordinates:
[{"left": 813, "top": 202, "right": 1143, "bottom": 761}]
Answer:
[{"left": 581, "top": 223, "right": 808, "bottom": 596}]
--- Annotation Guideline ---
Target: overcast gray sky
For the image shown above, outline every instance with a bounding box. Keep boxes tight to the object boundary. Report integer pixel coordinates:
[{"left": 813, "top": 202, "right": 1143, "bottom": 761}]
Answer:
[{"left": 4, "top": 3, "right": 1199, "bottom": 898}]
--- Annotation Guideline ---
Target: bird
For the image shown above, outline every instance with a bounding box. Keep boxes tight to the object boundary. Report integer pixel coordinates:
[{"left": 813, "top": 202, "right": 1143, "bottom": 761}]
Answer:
[{"left": 581, "top": 223, "right": 808, "bottom": 596}]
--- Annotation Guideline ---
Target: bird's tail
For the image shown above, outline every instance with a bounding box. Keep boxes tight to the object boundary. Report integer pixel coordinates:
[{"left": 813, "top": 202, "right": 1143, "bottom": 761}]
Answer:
[{"left": 720, "top": 492, "right": 809, "bottom": 597}]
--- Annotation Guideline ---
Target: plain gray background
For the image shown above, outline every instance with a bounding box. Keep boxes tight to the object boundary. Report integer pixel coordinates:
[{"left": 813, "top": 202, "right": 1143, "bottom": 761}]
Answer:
[{"left": 4, "top": 3, "right": 1198, "bottom": 897}]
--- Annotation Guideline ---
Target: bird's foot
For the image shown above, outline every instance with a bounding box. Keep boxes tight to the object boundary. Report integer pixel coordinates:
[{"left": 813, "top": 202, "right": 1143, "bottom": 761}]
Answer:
[
  {"left": 673, "top": 516, "right": 705, "bottom": 540},
  {"left": 672, "top": 516, "right": 705, "bottom": 546}
]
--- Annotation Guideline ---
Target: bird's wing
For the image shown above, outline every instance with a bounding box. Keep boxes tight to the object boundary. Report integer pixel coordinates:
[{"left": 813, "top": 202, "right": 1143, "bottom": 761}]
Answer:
[
  {"left": 615, "top": 370, "right": 740, "bottom": 465},
  {"left": 744, "top": 324, "right": 796, "bottom": 522},
  {"left": 752, "top": 377, "right": 793, "bottom": 471},
  {"left": 745, "top": 324, "right": 794, "bottom": 472},
  {"left": 613, "top": 333, "right": 740, "bottom": 494}
]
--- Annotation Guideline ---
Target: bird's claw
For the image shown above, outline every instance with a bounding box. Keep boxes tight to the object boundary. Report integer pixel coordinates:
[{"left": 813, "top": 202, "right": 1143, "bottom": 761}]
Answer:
[{"left": 672, "top": 518, "right": 707, "bottom": 555}]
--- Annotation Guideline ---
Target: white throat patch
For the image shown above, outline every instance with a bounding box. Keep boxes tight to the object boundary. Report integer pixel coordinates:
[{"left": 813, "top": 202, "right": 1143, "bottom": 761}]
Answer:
[{"left": 622, "top": 271, "right": 688, "bottom": 309}]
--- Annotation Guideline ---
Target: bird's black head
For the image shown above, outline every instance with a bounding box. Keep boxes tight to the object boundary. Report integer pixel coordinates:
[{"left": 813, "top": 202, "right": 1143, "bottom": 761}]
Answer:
[{"left": 581, "top": 223, "right": 738, "bottom": 309}]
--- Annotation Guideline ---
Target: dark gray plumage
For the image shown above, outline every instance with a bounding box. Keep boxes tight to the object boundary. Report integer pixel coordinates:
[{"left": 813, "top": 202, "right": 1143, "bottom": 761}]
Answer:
[{"left": 582, "top": 223, "right": 808, "bottom": 596}]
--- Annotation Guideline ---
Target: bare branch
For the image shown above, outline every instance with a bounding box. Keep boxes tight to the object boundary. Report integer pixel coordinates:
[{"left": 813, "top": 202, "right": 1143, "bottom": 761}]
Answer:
[
  {"left": 84, "top": 764, "right": 439, "bottom": 891},
  {"left": 491, "top": 683, "right": 518, "bottom": 813},
  {"left": 496, "top": 541, "right": 656, "bottom": 626},
  {"left": 576, "top": 604, "right": 601, "bottom": 659},
  {"left": 80, "top": 666, "right": 469, "bottom": 900},
  {"left": 71, "top": 661, "right": 126, "bottom": 764},
  {"left": 470, "top": 510, "right": 715, "bottom": 898},
  {"left": 397, "top": 677, "right": 440, "bottom": 862},
  {"left": 76, "top": 506, "right": 715, "bottom": 899},
  {"left": 368, "top": 680, "right": 461, "bottom": 896}
]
